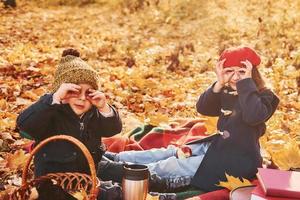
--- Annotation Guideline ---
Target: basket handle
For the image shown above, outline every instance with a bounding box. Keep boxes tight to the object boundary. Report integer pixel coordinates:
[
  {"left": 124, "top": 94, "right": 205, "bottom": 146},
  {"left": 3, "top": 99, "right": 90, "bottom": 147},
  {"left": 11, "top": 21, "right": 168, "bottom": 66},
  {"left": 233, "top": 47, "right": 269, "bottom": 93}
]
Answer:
[{"left": 22, "top": 135, "right": 99, "bottom": 200}]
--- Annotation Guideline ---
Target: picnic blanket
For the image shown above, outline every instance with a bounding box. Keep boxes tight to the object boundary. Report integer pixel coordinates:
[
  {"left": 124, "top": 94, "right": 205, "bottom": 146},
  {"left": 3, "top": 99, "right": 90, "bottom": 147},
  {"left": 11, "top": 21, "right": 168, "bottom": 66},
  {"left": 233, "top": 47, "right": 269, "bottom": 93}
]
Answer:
[
  {"left": 102, "top": 119, "right": 261, "bottom": 200},
  {"left": 102, "top": 119, "right": 209, "bottom": 153},
  {"left": 102, "top": 119, "right": 232, "bottom": 199}
]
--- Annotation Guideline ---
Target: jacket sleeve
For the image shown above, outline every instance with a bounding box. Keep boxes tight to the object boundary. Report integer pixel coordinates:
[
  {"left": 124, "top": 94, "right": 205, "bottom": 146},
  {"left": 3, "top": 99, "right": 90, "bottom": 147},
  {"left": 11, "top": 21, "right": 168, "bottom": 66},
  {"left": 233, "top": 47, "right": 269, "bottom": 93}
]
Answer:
[
  {"left": 16, "top": 94, "right": 60, "bottom": 141},
  {"left": 237, "top": 78, "right": 280, "bottom": 126},
  {"left": 90, "top": 105, "right": 122, "bottom": 137},
  {"left": 196, "top": 82, "right": 222, "bottom": 116}
]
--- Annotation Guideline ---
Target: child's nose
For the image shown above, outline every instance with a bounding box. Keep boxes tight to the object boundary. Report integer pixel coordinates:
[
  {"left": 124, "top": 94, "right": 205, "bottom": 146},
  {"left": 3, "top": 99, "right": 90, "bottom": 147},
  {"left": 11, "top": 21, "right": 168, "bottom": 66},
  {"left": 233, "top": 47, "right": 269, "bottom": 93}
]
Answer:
[
  {"left": 232, "top": 72, "right": 240, "bottom": 81},
  {"left": 79, "top": 92, "right": 87, "bottom": 100}
]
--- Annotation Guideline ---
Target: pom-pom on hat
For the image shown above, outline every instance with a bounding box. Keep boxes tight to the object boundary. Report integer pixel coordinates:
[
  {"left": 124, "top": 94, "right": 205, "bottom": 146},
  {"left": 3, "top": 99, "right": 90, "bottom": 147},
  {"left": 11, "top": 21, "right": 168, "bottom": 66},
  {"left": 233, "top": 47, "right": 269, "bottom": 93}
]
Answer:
[
  {"left": 219, "top": 46, "right": 261, "bottom": 68},
  {"left": 52, "top": 49, "right": 99, "bottom": 92}
]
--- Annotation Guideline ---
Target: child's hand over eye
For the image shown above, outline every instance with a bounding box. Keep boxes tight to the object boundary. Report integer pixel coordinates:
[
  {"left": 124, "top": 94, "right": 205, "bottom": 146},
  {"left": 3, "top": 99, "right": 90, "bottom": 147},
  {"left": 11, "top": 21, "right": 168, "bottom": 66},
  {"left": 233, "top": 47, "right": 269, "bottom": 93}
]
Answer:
[
  {"left": 215, "top": 59, "right": 226, "bottom": 86},
  {"left": 240, "top": 60, "right": 253, "bottom": 79},
  {"left": 87, "top": 89, "right": 111, "bottom": 113},
  {"left": 52, "top": 83, "right": 81, "bottom": 104},
  {"left": 214, "top": 59, "right": 233, "bottom": 92}
]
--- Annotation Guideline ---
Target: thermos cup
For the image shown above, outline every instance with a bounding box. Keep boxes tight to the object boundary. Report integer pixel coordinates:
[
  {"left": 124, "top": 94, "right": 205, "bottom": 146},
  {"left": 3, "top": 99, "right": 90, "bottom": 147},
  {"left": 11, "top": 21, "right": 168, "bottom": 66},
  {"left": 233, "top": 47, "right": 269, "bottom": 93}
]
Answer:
[{"left": 122, "top": 164, "right": 149, "bottom": 200}]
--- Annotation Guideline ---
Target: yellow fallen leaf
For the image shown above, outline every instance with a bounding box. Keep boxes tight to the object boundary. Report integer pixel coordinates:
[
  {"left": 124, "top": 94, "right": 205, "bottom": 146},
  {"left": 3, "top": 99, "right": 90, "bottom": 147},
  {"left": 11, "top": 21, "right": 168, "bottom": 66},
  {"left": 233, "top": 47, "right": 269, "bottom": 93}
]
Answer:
[
  {"left": 28, "top": 187, "right": 39, "bottom": 200},
  {"left": 23, "top": 91, "right": 39, "bottom": 101},
  {"left": 0, "top": 99, "right": 8, "bottom": 110},
  {"left": 71, "top": 189, "right": 88, "bottom": 200},
  {"left": 6, "top": 150, "right": 29, "bottom": 171},
  {"left": 146, "top": 193, "right": 159, "bottom": 200},
  {"left": 216, "top": 173, "right": 252, "bottom": 191},
  {"left": 270, "top": 140, "right": 300, "bottom": 170},
  {"left": 203, "top": 117, "right": 218, "bottom": 134},
  {"left": 146, "top": 113, "right": 169, "bottom": 126}
]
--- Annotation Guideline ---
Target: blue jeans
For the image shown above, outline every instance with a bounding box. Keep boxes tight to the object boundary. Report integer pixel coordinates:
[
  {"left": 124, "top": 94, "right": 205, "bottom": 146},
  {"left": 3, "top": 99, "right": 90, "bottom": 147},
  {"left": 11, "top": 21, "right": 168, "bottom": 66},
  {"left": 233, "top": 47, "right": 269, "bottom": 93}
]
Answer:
[{"left": 115, "top": 142, "right": 210, "bottom": 179}]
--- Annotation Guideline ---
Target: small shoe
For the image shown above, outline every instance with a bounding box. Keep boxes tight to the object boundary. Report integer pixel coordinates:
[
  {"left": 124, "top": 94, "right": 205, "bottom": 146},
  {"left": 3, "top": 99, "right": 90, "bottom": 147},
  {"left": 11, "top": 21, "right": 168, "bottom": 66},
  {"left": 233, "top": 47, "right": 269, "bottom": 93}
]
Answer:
[
  {"left": 148, "top": 192, "right": 176, "bottom": 200},
  {"left": 166, "top": 176, "right": 192, "bottom": 191},
  {"left": 103, "top": 151, "right": 117, "bottom": 161},
  {"left": 149, "top": 174, "right": 168, "bottom": 192},
  {"left": 97, "top": 159, "right": 125, "bottom": 183}
]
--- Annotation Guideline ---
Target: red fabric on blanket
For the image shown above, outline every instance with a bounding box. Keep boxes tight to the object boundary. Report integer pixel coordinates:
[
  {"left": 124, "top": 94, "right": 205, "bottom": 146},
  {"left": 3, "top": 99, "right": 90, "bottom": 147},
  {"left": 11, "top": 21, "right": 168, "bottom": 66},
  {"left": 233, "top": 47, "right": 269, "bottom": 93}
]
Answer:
[
  {"left": 102, "top": 135, "right": 143, "bottom": 153},
  {"left": 192, "top": 189, "right": 230, "bottom": 200},
  {"left": 139, "top": 122, "right": 208, "bottom": 149},
  {"left": 103, "top": 121, "right": 209, "bottom": 153}
]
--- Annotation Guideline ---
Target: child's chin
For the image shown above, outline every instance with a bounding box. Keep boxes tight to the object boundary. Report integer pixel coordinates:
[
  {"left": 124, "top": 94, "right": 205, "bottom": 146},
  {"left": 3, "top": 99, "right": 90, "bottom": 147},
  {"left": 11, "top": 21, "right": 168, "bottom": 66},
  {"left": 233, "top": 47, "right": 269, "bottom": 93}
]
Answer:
[
  {"left": 73, "top": 108, "right": 88, "bottom": 116},
  {"left": 74, "top": 110, "right": 84, "bottom": 115}
]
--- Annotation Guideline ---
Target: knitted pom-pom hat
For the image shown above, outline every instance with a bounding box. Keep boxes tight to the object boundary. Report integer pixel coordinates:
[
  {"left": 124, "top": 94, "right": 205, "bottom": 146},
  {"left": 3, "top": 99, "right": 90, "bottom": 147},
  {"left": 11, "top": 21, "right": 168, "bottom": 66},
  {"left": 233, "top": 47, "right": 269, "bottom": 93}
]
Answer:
[
  {"left": 219, "top": 46, "right": 261, "bottom": 68},
  {"left": 52, "top": 49, "right": 99, "bottom": 92}
]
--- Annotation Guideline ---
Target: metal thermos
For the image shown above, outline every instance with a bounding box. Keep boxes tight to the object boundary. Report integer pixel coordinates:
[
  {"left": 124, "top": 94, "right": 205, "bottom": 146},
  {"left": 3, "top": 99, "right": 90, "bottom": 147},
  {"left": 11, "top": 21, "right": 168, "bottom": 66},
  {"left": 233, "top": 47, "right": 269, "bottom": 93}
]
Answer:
[{"left": 122, "top": 164, "right": 149, "bottom": 200}]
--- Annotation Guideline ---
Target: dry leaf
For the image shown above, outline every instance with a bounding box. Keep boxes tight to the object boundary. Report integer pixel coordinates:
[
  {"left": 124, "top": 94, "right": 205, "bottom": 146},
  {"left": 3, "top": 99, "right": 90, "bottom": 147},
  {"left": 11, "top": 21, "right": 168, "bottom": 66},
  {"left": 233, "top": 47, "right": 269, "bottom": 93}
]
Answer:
[
  {"left": 23, "top": 91, "right": 39, "bottom": 101},
  {"left": 216, "top": 173, "right": 252, "bottom": 191},
  {"left": 146, "top": 114, "right": 169, "bottom": 126},
  {"left": 203, "top": 117, "right": 218, "bottom": 134},
  {"left": 146, "top": 193, "right": 159, "bottom": 200},
  {"left": 6, "top": 150, "right": 29, "bottom": 171},
  {"left": 71, "top": 189, "right": 88, "bottom": 200},
  {"left": 0, "top": 99, "right": 9, "bottom": 110},
  {"left": 270, "top": 140, "right": 300, "bottom": 170},
  {"left": 28, "top": 187, "right": 39, "bottom": 200}
]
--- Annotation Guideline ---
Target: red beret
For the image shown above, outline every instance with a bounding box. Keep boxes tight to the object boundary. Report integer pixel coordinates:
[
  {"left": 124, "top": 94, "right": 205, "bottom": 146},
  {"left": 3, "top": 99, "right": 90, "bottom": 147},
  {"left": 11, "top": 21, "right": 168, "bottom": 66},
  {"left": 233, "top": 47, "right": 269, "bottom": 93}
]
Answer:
[{"left": 219, "top": 46, "right": 261, "bottom": 68}]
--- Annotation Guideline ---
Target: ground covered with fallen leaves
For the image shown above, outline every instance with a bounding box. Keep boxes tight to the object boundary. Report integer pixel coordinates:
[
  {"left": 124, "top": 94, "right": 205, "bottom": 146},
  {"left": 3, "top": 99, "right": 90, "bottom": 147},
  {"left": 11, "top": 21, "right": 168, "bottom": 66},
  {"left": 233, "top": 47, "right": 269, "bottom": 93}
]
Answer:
[{"left": 0, "top": 0, "right": 299, "bottom": 197}]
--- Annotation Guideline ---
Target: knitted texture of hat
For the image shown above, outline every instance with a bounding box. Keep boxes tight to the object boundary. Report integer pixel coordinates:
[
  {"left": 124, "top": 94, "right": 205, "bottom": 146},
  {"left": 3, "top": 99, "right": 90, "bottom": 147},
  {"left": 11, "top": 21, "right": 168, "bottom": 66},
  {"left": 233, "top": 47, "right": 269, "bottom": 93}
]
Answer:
[
  {"left": 52, "top": 51, "right": 99, "bottom": 92},
  {"left": 219, "top": 46, "right": 261, "bottom": 68}
]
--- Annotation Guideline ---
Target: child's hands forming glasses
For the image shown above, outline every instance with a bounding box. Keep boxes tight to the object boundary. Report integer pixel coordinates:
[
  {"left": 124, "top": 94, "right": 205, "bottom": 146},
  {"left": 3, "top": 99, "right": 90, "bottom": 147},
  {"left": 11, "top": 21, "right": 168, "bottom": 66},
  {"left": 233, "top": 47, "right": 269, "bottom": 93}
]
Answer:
[
  {"left": 240, "top": 60, "right": 253, "bottom": 79},
  {"left": 86, "top": 89, "right": 110, "bottom": 112},
  {"left": 53, "top": 84, "right": 110, "bottom": 112},
  {"left": 215, "top": 59, "right": 233, "bottom": 87},
  {"left": 53, "top": 83, "right": 81, "bottom": 104}
]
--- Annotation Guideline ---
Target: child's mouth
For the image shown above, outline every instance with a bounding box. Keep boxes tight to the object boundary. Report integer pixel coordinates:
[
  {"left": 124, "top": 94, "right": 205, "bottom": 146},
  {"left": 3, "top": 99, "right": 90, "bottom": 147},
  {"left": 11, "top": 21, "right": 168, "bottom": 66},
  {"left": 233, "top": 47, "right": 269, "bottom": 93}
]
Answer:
[{"left": 75, "top": 104, "right": 85, "bottom": 110}]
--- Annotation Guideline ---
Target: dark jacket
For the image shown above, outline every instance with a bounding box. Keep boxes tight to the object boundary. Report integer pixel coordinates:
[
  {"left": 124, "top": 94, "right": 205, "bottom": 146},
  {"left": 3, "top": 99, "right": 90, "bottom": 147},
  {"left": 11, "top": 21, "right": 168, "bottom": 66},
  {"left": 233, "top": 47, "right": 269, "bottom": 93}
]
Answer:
[
  {"left": 191, "top": 78, "right": 279, "bottom": 191},
  {"left": 16, "top": 94, "right": 122, "bottom": 176}
]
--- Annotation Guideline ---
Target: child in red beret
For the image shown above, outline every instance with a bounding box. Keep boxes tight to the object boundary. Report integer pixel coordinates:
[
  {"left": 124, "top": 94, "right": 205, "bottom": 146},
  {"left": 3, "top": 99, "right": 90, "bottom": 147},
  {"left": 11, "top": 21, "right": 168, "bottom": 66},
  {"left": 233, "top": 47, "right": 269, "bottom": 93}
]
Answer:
[
  {"left": 100, "top": 46, "right": 280, "bottom": 193},
  {"left": 193, "top": 46, "right": 280, "bottom": 191}
]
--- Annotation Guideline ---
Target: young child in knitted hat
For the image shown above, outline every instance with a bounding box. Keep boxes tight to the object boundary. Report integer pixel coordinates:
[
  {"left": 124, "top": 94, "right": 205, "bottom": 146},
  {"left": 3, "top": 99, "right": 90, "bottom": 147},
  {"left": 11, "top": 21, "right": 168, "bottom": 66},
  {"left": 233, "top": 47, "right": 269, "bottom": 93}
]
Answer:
[
  {"left": 16, "top": 49, "right": 122, "bottom": 178},
  {"left": 101, "top": 46, "right": 280, "bottom": 193}
]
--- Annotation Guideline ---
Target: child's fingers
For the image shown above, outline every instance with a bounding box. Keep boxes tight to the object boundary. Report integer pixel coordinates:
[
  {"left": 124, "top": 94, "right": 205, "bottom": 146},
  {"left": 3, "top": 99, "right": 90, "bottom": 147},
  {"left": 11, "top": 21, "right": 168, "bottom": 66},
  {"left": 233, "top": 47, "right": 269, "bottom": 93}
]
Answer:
[
  {"left": 65, "top": 84, "right": 81, "bottom": 92},
  {"left": 220, "top": 58, "right": 226, "bottom": 65},
  {"left": 68, "top": 87, "right": 80, "bottom": 92},
  {"left": 88, "top": 88, "right": 97, "bottom": 93},
  {"left": 219, "top": 59, "right": 226, "bottom": 68},
  {"left": 65, "top": 83, "right": 81, "bottom": 90},
  {"left": 89, "top": 90, "right": 105, "bottom": 98},
  {"left": 216, "top": 59, "right": 226, "bottom": 70},
  {"left": 225, "top": 72, "right": 234, "bottom": 83},
  {"left": 246, "top": 60, "right": 253, "bottom": 70},
  {"left": 241, "top": 60, "right": 253, "bottom": 70},
  {"left": 89, "top": 91, "right": 99, "bottom": 97},
  {"left": 92, "top": 93, "right": 105, "bottom": 100},
  {"left": 88, "top": 92, "right": 99, "bottom": 98}
]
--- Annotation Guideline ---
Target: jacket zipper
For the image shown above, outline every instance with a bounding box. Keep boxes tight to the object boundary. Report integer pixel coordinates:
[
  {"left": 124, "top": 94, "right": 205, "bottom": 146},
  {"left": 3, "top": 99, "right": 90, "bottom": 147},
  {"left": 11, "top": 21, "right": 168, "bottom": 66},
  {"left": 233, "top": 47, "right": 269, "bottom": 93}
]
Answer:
[
  {"left": 79, "top": 111, "right": 94, "bottom": 139},
  {"left": 80, "top": 122, "right": 84, "bottom": 131}
]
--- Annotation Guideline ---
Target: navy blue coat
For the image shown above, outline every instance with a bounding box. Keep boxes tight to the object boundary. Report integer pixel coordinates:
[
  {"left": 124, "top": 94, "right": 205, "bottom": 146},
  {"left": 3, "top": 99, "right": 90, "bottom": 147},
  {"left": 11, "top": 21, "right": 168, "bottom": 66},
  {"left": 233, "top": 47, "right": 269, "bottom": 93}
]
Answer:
[
  {"left": 191, "top": 78, "right": 279, "bottom": 191},
  {"left": 16, "top": 94, "right": 122, "bottom": 176}
]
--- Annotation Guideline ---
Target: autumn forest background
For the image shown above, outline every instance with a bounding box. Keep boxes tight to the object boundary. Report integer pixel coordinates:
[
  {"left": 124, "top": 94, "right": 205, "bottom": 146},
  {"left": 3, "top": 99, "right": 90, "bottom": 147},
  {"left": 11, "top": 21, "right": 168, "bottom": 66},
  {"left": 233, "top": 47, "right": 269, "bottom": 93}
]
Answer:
[{"left": 0, "top": 0, "right": 300, "bottom": 197}]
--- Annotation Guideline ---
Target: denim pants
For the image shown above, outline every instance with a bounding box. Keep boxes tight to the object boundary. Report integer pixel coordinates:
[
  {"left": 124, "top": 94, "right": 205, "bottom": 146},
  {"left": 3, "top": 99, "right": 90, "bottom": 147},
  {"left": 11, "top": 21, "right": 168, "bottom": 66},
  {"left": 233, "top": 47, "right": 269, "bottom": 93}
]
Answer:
[{"left": 115, "top": 142, "right": 210, "bottom": 179}]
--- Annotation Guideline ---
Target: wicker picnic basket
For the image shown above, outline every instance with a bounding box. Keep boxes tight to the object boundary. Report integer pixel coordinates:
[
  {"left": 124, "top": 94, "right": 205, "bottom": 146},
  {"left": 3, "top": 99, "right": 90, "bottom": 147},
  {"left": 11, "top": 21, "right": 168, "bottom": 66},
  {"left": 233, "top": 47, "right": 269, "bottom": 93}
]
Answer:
[{"left": 10, "top": 135, "right": 100, "bottom": 200}]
